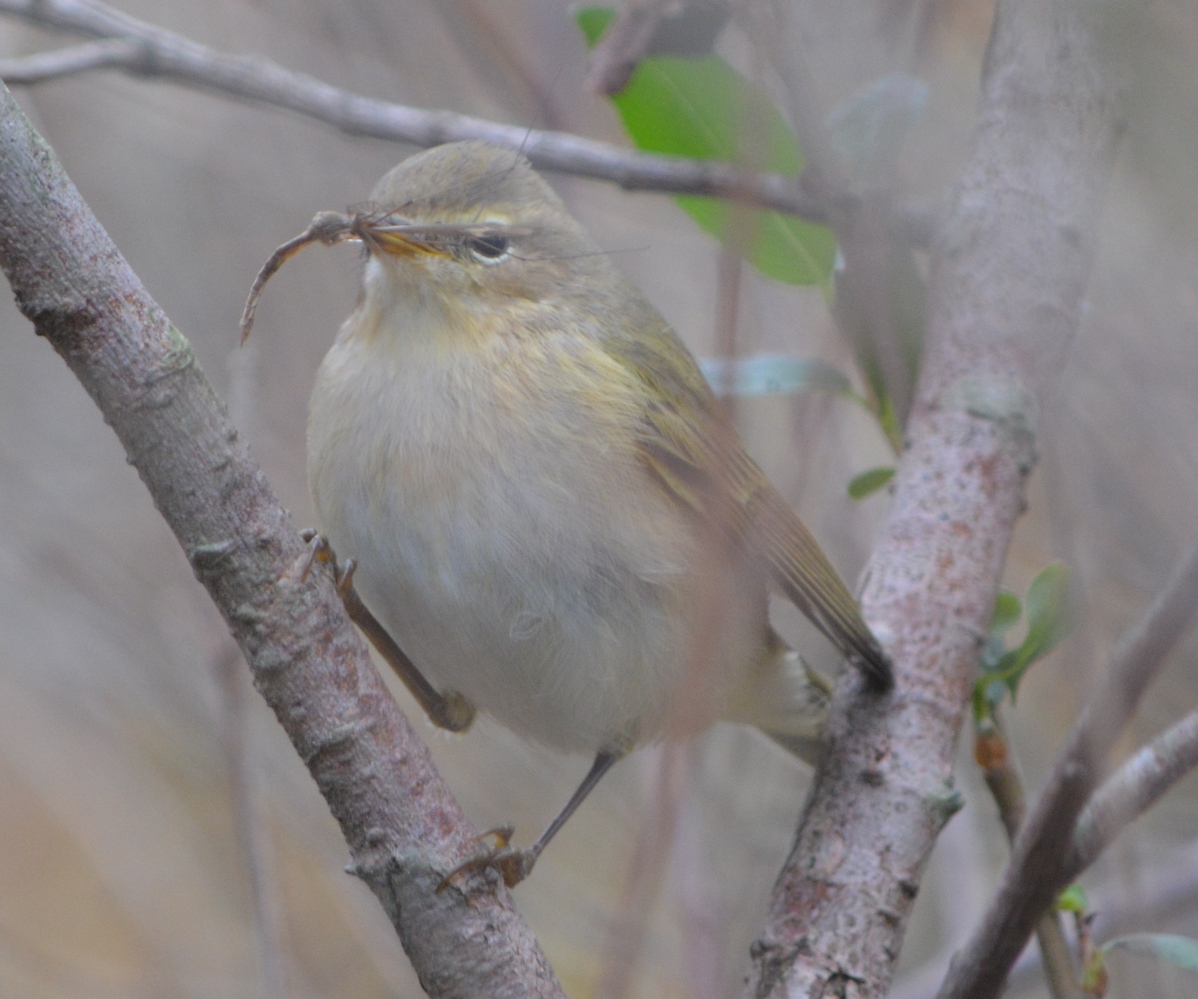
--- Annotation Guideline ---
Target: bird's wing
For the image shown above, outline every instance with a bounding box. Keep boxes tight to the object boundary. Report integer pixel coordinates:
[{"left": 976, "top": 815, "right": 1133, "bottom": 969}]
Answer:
[{"left": 616, "top": 330, "right": 892, "bottom": 688}]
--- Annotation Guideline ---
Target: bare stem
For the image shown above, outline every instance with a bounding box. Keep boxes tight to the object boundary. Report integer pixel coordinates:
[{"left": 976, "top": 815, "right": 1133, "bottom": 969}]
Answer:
[
  {"left": 939, "top": 538, "right": 1198, "bottom": 999},
  {"left": 0, "top": 0, "right": 831, "bottom": 222},
  {"left": 0, "top": 36, "right": 141, "bottom": 81},
  {"left": 1065, "top": 708, "right": 1198, "bottom": 883},
  {"left": 585, "top": 0, "right": 673, "bottom": 96},
  {"left": 978, "top": 711, "right": 1081, "bottom": 999}
]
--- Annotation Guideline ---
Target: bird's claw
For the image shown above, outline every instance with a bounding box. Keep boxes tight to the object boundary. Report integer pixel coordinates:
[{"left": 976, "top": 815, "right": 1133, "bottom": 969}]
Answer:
[
  {"left": 298, "top": 529, "right": 330, "bottom": 582},
  {"left": 436, "top": 826, "right": 538, "bottom": 892},
  {"left": 299, "top": 530, "right": 356, "bottom": 593}
]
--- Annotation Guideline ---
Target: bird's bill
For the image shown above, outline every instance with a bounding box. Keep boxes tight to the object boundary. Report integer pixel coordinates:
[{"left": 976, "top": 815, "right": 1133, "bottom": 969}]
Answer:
[
  {"left": 357, "top": 219, "right": 454, "bottom": 258},
  {"left": 353, "top": 216, "right": 526, "bottom": 258},
  {"left": 353, "top": 217, "right": 486, "bottom": 257}
]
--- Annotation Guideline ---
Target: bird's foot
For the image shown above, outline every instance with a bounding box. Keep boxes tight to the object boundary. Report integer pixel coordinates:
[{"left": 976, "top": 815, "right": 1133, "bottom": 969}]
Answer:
[
  {"left": 298, "top": 529, "right": 356, "bottom": 593},
  {"left": 436, "top": 826, "right": 539, "bottom": 892}
]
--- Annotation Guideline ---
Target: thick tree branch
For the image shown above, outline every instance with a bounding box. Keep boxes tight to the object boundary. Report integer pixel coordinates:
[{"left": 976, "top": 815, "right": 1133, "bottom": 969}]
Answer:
[
  {"left": 745, "top": 0, "right": 1122, "bottom": 995},
  {"left": 0, "top": 82, "right": 565, "bottom": 999},
  {"left": 0, "top": 0, "right": 832, "bottom": 222}
]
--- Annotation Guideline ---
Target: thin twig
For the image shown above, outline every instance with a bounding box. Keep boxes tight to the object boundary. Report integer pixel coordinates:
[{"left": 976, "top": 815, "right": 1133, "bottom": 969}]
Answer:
[
  {"left": 585, "top": 0, "right": 674, "bottom": 96},
  {"left": 593, "top": 742, "right": 695, "bottom": 999},
  {"left": 1065, "top": 709, "right": 1198, "bottom": 882},
  {"left": 0, "top": 36, "right": 141, "bottom": 82},
  {"left": 891, "top": 838, "right": 1198, "bottom": 999},
  {"left": 978, "top": 710, "right": 1081, "bottom": 999},
  {"left": 939, "top": 538, "right": 1198, "bottom": 999},
  {"left": 725, "top": 0, "right": 846, "bottom": 197},
  {"left": 0, "top": 0, "right": 832, "bottom": 222},
  {"left": 586, "top": 0, "right": 731, "bottom": 95}
]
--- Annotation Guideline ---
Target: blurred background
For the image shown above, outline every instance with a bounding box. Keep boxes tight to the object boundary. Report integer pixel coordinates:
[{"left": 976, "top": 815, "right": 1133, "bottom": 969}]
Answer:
[{"left": 1, "top": 1, "right": 1197, "bottom": 997}]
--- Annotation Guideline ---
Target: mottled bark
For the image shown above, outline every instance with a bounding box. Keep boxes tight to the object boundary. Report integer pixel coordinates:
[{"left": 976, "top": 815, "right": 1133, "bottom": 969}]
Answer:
[
  {"left": 0, "top": 82, "right": 564, "bottom": 999},
  {"left": 746, "top": 0, "right": 1123, "bottom": 995}
]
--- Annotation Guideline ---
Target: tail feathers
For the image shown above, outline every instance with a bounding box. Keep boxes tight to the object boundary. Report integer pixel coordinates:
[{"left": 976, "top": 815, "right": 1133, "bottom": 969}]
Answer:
[{"left": 721, "top": 632, "right": 831, "bottom": 766}]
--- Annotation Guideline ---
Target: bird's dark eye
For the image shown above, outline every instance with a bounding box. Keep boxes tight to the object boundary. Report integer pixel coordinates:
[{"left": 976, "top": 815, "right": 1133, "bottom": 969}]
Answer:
[{"left": 465, "top": 233, "right": 510, "bottom": 261}]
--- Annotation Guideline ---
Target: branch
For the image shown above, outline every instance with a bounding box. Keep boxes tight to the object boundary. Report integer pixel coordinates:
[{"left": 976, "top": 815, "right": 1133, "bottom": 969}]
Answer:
[
  {"left": 978, "top": 712, "right": 1081, "bottom": 999},
  {"left": 1065, "top": 708, "right": 1198, "bottom": 883},
  {"left": 888, "top": 685, "right": 1198, "bottom": 999},
  {"left": 939, "top": 537, "right": 1198, "bottom": 999},
  {"left": 0, "top": 36, "right": 141, "bottom": 82},
  {"left": 584, "top": 0, "right": 673, "bottom": 96},
  {"left": 0, "top": 0, "right": 832, "bottom": 222},
  {"left": 891, "top": 837, "right": 1198, "bottom": 999},
  {"left": 745, "top": 0, "right": 1122, "bottom": 994},
  {"left": 0, "top": 81, "right": 565, "bottom": 999}
]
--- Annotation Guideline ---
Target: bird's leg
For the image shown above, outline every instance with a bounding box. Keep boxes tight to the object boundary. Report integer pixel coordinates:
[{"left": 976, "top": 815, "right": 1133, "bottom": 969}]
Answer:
[
  {"left": 298, "top": 530, "right": 476, "bottom": 733},
  {"left": 338, "top": 571, "right": 477, "bottom": 732},
  {"left": 439, "top": 749, "right": 624, "bottom": 891}
]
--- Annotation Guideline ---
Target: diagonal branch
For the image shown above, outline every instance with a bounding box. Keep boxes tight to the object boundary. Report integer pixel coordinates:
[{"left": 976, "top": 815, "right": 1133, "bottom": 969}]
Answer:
[
  {"left": 1066, "top": 707, "right": 1198, "bottom": 884},
  {"left": 0, "top": 0, "right": 830, "bottom": 222},
  {"left": 0, "top": 80, "right": 565, "bottom": 999},
  {"left": 978, "top": 711, "right": 1082, "bottom": 999},
  {"left": 584, "top": 0, "right": 674, "bottom": 96},
  {"left": 938, "top": 538, "right": 1198, "bottom": 999}
]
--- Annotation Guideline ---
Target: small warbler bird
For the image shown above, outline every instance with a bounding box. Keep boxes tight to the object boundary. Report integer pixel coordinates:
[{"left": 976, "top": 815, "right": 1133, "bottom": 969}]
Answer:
[{"left": 296, "top": 140, "right": 889, "bottom": 886}]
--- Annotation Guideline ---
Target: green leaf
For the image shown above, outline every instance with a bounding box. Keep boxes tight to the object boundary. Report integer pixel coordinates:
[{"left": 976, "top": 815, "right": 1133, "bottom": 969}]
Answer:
[
  {"left": 575, "top": 7, "right": 836, "bottom": 286},
  {"left": 1101, "top": 933, "right": 1198, "bottom": 973},
  {"left": 1011, "top": 562, "right": 1072, "bottom": 676},
  {"left": 977, "top": 564, "right": 1072, "bottom": 701},
  {"left": 971, "top": 681, "right": 988, "bottom": 722},
  {"left": 1082, "top": 950, "right": 1108, "bottom": 994},
  {"left": 699, "top": 354, "right": 851, "bottom": 398},
  {"left": 847, "top": 467, "right": 895, "bottom": 500},
  {"left": 1056, "top": 883, "right": 1088, "bottom": 914},
  {"left": 875, "top": 390, "right": 903, "bottom": 454},
  {"left": 972, "top": 677, "right": 1012, "bottom": 723},
  {"left": 990, "top": 590, "right": 1022, "bottom": 635}
]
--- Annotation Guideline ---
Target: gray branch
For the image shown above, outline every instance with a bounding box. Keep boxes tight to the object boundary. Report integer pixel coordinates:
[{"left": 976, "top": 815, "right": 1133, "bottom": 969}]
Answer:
[
  {"left": 0, "top": 81, "right": 565, "bottom": 999},
  {"left": 1066, "top": 708, "right": 1198, "bottom": 883},
  {"left": 745, "top": 0, "right": 1123, "bottom": 994},
  {"left": 584, "top": 0, "right": 673, "bottom": 96},
  {"left": 0, "top": 36, "right": 141, "bottom": 82},
  {"left": 0, "top": 0, "right": 831, "bottom": 222},
  {"left": 939, "top": 538, "right": 1198, "bottom": 999}
]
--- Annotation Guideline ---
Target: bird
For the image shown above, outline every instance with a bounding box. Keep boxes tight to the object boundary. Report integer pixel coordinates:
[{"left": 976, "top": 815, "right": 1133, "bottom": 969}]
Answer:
[{"left": 296, "top": 140, "right": 890, "bottom": 887}]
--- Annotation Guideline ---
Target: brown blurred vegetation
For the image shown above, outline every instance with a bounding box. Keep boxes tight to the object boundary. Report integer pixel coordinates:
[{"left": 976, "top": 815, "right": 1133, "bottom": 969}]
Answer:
[{"left": 1, "top": 1, "right": 1198, "bottom": 997}]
